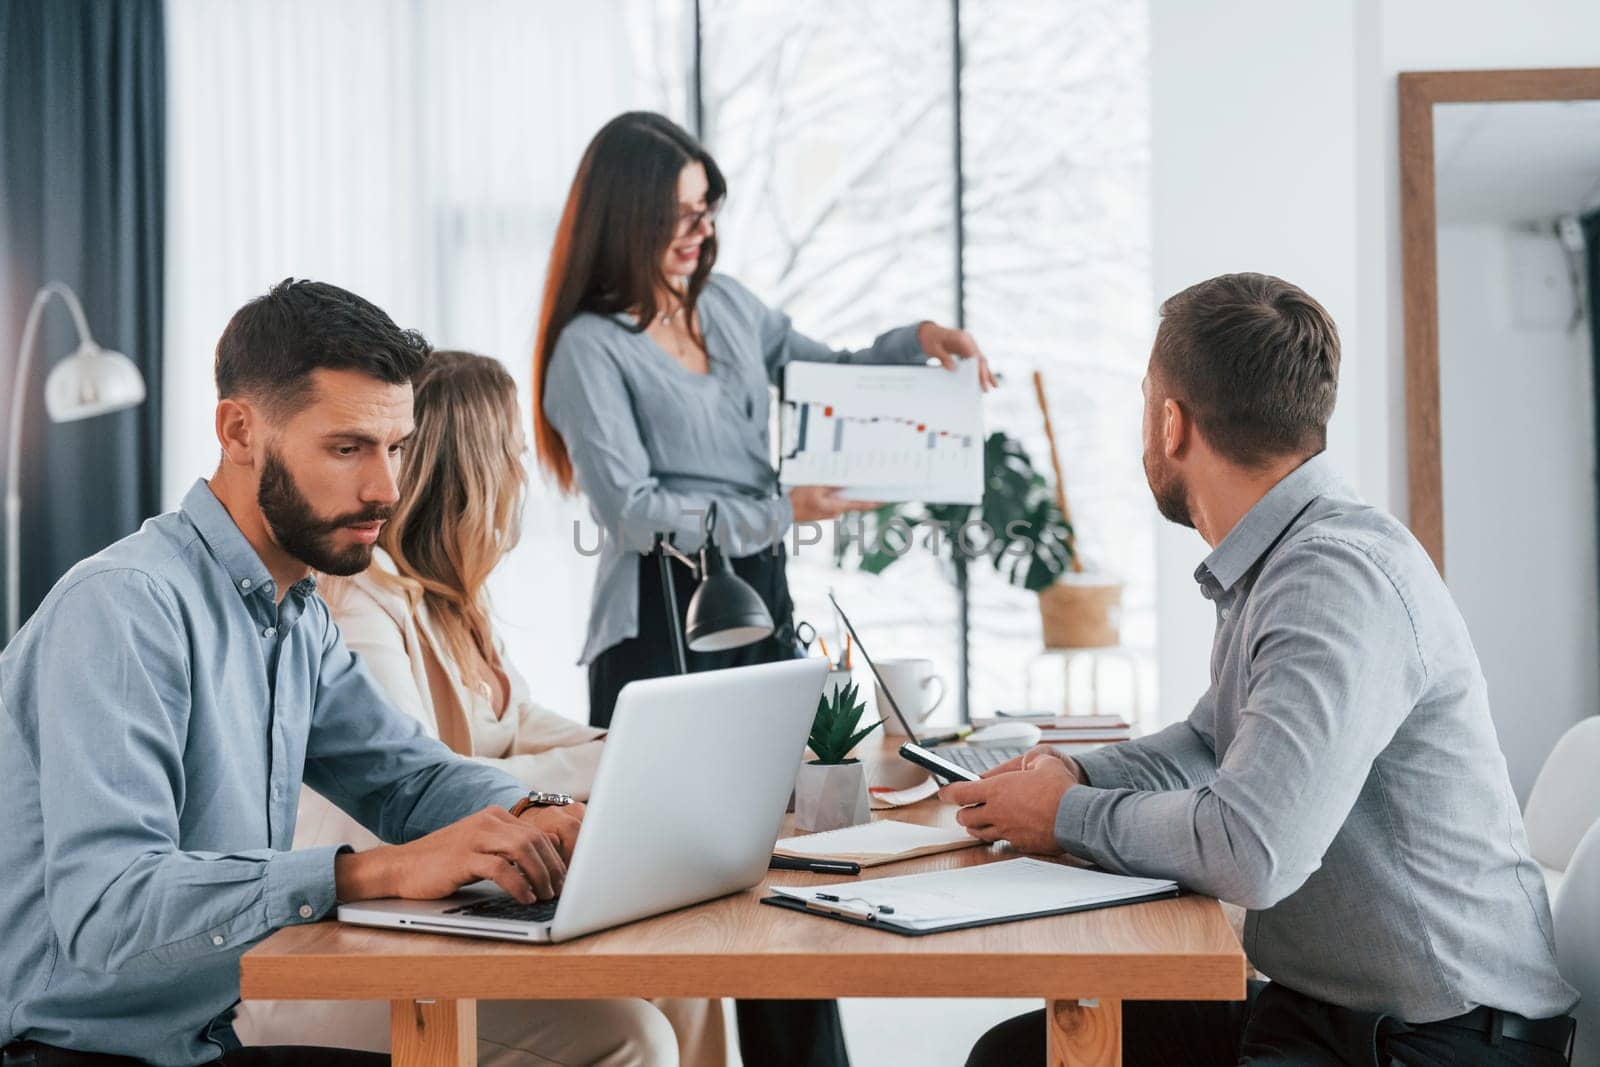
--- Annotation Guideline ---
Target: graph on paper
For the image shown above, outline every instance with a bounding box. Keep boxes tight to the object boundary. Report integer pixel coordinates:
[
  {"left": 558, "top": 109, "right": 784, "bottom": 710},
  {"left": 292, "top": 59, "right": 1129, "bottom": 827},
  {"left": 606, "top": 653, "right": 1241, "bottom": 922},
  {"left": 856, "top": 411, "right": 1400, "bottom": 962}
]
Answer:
[{"left": 779, "top": 359, "right": 984, "bottom": 504}]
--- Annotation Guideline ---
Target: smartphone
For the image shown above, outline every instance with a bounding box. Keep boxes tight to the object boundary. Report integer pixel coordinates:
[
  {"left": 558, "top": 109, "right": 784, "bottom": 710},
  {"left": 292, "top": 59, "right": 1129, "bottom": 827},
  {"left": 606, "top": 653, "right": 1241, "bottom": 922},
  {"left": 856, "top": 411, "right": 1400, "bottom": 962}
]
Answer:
[{"left": 898, "top": 741, "right": 981, "bottom": 784}]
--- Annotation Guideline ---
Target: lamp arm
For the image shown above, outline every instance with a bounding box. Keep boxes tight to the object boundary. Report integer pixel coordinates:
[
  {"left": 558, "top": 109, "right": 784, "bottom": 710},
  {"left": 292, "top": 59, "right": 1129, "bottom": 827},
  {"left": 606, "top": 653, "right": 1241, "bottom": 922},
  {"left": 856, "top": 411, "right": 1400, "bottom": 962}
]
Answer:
[
  {"left": 43, "top": 281, "right": 96, "bottom": 349},
  {"left": 658, "top": 537, "right": 701, "bottom": 575},
  {"left": 5, "top": 287, "right": 57, "bottom": 643},
  {"left": 654, "top": 534, "right": 691, "bottom": 675}
]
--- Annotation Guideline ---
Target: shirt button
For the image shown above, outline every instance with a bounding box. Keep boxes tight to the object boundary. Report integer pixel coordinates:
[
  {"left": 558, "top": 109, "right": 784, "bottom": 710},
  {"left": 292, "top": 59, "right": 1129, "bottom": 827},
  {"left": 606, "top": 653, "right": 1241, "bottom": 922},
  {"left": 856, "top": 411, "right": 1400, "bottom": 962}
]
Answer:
[
  {"left": 298, "top": 904, "right": 314, "bottom": 919},
  {"left": 263, "top": 626, "right": 277, "bottom": 638},
  {"left": 240, "top": 578, "right": 253, "bottom": 590},
  {"left": 211, "top": 934, "right": 225, "bottom": 946},
  {"left": 1220, "top": 608, "right": 1231, "bottom": 621}
]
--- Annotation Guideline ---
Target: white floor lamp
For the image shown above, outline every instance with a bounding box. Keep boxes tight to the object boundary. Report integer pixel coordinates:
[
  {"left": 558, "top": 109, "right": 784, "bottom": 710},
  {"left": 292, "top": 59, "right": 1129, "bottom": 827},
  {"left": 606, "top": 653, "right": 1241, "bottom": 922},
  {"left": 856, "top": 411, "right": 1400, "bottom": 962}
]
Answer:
[{"left": 5, "top": 282, "right": 147, "bottom": 642}]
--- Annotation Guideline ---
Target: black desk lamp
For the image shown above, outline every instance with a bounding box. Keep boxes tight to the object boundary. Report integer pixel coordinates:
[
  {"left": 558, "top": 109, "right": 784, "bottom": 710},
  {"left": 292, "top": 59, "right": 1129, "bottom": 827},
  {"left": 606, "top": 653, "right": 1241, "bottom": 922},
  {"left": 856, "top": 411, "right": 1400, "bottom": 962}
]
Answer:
[{"left": 654, "top": 501, "right": 775, "bottom": 674}]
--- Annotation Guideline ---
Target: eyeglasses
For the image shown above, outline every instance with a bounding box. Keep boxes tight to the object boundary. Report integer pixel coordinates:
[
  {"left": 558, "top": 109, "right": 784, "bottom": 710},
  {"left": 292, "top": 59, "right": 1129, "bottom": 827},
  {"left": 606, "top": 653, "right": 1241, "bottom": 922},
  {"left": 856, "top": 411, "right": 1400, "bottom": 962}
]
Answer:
[{"left": 675, "top": 200, "right": 722, "bottom": 236}]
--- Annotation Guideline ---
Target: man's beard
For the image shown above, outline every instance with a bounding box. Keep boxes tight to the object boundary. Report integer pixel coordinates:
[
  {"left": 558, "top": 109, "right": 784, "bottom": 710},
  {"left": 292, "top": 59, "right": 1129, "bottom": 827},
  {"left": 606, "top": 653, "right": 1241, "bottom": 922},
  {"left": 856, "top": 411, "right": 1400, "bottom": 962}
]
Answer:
[
  {"left": 257, "top": 448, "right": 392, "bottom": 576},
  {"left": 1144, "top": 447, "right": 1195, "bottom": 530}
]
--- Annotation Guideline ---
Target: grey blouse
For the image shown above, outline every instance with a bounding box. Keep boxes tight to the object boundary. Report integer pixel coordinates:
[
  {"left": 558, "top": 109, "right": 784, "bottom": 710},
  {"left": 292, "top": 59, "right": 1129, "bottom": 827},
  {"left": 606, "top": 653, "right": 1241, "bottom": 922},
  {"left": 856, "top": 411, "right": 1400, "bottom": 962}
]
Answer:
[{"left": 543, "top": 273, "right": 926, "bottom": 663}]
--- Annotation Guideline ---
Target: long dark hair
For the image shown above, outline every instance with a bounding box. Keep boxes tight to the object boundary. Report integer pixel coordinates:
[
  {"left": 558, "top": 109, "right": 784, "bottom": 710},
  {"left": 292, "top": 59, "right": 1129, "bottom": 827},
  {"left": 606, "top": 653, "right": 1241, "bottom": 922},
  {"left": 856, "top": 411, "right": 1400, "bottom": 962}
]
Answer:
[{"left": 532, "top": 111, "right": 727, "bottom": 492}]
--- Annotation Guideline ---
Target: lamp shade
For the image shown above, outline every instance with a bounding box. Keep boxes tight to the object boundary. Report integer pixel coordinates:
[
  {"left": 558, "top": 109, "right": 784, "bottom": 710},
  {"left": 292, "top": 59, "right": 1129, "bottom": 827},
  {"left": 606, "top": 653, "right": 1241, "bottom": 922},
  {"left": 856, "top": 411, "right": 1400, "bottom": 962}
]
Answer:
[
  {"left": 44, "top": 342, "right": 147, "bottom": 423},
  {"left": 684, "top": 540, "right": 774, "bottom": 652}
]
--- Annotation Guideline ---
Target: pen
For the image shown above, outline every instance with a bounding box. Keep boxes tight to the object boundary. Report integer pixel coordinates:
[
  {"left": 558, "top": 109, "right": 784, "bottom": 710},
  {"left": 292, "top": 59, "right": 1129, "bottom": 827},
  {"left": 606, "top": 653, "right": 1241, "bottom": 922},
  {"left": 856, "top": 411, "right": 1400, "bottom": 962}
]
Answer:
[
  {"left": 815, "top": 892, "right": 895, "bottom": 915},
  {"left": 769, "top": 856, "right": 861, "bottom": 876},
  {"left": 921, "top": 726, "right": 973, "bottom": 746}
]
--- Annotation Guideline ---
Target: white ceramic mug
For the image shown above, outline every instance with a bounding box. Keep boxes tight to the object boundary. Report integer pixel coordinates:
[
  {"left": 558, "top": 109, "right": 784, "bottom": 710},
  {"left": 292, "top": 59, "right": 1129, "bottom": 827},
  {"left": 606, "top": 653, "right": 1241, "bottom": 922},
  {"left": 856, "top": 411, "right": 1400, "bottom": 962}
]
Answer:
[{"left": 873, "top": 658, "right": 947, "bottom": 736}]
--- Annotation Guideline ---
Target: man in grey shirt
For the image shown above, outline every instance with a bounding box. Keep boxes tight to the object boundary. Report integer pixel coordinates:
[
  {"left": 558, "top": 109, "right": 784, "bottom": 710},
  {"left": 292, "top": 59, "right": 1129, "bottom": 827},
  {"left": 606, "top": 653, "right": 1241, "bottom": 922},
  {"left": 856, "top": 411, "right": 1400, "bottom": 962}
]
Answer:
[
  {"left": 955, "top": 274, "right": 1578, "bottom": 1065},
  {"left": 0, "top": 281, "right": 577, "bottom": 1066}
]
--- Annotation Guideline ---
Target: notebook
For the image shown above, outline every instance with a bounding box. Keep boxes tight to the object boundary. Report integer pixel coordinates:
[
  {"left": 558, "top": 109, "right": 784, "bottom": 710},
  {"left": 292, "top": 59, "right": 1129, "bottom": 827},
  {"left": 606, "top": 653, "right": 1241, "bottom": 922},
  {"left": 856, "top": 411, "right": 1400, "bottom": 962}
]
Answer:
[
  {"left": 764, "top": 857, "right": 1180, "bottom": 936},
  {"left": 773, "top": 819, "right": 981, "bottom": 867}
]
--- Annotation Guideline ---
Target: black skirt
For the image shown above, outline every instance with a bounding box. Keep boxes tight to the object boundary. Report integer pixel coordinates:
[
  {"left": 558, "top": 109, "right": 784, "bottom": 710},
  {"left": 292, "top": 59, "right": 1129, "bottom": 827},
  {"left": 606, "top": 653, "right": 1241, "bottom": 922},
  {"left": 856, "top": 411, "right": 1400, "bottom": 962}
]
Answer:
[{"left": 586, "top": 544, "right": 798, "bottom": 729}]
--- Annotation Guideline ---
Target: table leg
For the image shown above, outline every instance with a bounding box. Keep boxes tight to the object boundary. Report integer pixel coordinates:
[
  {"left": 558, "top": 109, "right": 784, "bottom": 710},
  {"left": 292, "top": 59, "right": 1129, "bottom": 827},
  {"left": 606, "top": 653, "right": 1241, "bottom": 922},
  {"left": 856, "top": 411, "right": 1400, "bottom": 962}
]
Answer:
[
  {"left": 1045, "top": 997, "right": 1121, "bottom": 1066},
  {"left": 390, "top": 997, "right": 476, "bottom": 1067}
]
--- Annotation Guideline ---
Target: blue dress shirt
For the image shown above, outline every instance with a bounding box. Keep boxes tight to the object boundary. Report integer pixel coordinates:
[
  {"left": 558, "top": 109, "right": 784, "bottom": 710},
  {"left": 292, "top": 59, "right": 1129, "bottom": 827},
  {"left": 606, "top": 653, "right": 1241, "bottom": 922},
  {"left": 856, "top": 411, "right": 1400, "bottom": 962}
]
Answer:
[{"left": 0, "top": 480, "right": 525, "bottom": 1065}]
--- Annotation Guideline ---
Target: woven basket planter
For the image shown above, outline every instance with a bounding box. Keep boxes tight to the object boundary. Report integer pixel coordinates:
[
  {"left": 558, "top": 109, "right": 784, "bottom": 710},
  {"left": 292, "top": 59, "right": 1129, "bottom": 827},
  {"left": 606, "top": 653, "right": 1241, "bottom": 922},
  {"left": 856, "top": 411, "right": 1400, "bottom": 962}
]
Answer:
[{"left": 1038, "top": 574, "right": 1124, "bottom": 649}]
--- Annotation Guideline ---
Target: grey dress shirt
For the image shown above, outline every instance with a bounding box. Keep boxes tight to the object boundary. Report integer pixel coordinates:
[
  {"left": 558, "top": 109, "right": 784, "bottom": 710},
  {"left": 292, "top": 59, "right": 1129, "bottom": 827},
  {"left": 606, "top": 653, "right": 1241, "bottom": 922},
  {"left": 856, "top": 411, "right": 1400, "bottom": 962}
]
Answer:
[
  {"left": 0, "top": 481, "right": 525, "bottom": 1065},
  {"left": 1057, "top": 454, "right": 1578, "bottom": 1023},
  {"left": 543, "top": 273, "right": 926, "bottom": 663}
]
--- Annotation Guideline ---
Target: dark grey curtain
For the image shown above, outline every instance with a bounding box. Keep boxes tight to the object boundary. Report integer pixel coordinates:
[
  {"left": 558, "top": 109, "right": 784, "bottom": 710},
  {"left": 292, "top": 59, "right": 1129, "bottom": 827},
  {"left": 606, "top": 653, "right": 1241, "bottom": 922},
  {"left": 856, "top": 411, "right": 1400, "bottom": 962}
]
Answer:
[{"left": 0, "top": 0, "right": 164, "bottom": 640}]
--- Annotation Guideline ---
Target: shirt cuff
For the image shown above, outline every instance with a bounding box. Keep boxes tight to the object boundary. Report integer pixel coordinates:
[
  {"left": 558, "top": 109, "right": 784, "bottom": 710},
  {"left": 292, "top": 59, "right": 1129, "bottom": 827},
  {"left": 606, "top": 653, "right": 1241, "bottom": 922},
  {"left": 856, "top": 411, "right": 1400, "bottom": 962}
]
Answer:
[
  {"left": 878, "top": 323, "right": 928, "bottom": 365},
  {"left": 1070, "top": 746, "right": 1136, "bottom": 790},
  {"left": 1053, "top": 783, "right": 1106, "bottom": 855},
  {"left": 265, "top": 844, "right": 346, "bottom": 926}
]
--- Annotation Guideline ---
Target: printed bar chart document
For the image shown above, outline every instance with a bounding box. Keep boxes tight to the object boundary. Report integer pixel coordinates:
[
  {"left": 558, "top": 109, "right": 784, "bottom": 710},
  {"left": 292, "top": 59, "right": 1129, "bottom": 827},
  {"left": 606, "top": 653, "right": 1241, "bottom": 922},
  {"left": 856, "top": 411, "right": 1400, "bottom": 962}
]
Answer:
[{"left": 779, "top": 360, "right": 984, "bottom": 504}]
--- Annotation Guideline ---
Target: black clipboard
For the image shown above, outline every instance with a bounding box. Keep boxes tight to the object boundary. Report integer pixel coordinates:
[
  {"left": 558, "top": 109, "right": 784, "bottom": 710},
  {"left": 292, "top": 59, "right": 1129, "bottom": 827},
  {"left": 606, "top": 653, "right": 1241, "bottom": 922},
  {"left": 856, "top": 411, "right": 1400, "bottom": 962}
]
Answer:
[{"left": 760, "top": 885, "right": 1182, "bottom": 937}]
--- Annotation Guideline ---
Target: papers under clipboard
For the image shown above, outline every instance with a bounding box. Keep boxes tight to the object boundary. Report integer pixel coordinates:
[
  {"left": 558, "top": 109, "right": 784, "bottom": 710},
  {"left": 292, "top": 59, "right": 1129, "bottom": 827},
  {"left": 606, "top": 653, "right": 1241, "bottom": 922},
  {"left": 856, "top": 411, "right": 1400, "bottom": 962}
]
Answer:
[{"left": 764, "top": 857, "right": 1179, "bottom": 936}]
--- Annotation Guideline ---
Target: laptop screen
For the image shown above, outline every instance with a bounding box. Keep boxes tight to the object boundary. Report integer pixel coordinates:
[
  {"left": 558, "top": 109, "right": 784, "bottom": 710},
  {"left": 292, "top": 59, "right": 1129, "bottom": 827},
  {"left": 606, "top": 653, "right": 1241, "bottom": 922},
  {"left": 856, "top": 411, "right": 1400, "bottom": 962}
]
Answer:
[{"left": 826, "top": 592, "right": 927, "bottom": 745}]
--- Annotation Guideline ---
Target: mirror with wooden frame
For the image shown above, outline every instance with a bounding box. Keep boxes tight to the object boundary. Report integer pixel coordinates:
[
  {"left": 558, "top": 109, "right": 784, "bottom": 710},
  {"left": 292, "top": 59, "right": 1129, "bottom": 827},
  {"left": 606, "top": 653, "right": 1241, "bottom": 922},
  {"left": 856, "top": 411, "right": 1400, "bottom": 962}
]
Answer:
[{"left": 1399, "top": 67, "right": 1600, "bottom": 800}]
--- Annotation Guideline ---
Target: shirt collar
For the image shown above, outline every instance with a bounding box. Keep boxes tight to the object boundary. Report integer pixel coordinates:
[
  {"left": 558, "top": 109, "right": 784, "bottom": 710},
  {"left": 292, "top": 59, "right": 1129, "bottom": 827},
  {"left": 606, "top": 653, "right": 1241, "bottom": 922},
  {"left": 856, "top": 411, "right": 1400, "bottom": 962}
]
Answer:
[
  {"left": 1196, "top": 452, "right": 1346, "bottom": 596},
  {"left": 180, "top": 479, "right": 315, "bottom": 601}
]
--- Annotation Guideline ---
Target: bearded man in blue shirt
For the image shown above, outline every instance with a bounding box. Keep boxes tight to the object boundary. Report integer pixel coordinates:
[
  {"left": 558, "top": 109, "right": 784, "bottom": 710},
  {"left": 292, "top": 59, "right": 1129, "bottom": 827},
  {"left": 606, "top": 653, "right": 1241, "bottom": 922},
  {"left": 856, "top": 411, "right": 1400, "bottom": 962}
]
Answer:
[{"left": 0, "top": 280, "right": 577, "bottom": 1066}]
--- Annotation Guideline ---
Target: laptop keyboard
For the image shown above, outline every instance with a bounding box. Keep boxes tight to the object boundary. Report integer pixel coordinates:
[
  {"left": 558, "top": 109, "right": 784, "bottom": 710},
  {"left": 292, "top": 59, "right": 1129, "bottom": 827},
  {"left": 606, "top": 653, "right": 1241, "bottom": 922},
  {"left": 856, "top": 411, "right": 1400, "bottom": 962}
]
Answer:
[
  {"left": 442, "top": 896, "right": 560, "bottom": 924},
  {"left": 940, "top": 744, "right": 1029, "bottom": 775}
]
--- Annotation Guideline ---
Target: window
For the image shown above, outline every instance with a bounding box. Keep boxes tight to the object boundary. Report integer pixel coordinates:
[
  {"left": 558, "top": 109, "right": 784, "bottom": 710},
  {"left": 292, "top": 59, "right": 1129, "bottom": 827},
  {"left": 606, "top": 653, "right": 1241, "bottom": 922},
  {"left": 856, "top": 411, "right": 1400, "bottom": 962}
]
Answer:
[{"left": 164, "top": 0, "right": 1150, "bottom": 724}]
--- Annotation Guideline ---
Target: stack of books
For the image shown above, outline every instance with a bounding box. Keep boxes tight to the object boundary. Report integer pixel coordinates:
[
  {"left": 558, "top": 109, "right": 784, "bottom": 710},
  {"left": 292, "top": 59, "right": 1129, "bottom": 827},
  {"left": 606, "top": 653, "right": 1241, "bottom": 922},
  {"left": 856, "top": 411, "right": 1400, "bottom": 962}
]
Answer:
[{"left": 972, "top": 713, "right": 1133, "bottom": 744}]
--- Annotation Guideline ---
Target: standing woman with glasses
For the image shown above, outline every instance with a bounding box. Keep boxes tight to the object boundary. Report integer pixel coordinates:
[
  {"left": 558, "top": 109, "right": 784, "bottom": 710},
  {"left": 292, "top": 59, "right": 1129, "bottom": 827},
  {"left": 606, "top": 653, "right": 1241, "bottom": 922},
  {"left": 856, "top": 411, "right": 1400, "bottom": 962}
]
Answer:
[{"left": 532, "top": 111, "right": 993, "bottom": 1067}]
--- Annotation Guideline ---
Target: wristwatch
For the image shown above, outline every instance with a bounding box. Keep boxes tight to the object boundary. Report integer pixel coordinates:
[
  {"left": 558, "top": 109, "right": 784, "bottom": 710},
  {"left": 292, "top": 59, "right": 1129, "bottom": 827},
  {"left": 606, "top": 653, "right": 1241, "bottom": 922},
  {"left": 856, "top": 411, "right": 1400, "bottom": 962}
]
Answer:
[{"left": 509, "top": 791, "right": 574, "bottom": 817}]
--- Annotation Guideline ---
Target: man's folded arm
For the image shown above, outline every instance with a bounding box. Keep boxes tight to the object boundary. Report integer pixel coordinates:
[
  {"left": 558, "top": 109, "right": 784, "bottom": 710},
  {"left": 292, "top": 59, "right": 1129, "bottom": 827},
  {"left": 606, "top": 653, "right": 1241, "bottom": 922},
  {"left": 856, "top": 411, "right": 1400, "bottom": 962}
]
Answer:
[
  {"left": 1054, "top": 539, "right": 1427, "bottom": 909},
  {"left": 300, "top": 603, "right": 523, "bottom": 844},
  {"left": 34, "top": 571, "right": 341, "bottom": 973}
]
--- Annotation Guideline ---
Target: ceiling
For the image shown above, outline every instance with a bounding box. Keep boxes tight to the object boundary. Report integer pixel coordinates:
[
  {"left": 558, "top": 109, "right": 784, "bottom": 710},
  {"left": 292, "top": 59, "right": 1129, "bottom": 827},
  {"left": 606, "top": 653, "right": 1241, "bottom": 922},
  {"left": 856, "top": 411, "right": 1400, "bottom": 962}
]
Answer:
[{"left": 1434, "top": 98, "right": 1600, "bottom": 225}]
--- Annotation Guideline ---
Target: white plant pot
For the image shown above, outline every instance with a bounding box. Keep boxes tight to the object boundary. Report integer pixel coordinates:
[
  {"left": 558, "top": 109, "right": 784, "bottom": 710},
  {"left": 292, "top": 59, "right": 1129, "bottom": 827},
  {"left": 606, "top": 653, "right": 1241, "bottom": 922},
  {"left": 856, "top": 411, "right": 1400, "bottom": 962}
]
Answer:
[{"left": 793, "top": 760, "right": 871, "bottom": 833}]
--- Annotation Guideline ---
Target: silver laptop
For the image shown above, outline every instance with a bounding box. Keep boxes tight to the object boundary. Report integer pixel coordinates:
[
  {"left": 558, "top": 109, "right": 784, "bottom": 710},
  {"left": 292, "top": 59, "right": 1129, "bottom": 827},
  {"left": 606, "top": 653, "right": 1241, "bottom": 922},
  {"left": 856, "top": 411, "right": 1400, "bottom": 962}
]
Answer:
[
  {"left": 337, "top": 657, "right": 828, "bottom": 943},
  {"left": 828, "top": 593, "right": 1029, "bottom": 777}
]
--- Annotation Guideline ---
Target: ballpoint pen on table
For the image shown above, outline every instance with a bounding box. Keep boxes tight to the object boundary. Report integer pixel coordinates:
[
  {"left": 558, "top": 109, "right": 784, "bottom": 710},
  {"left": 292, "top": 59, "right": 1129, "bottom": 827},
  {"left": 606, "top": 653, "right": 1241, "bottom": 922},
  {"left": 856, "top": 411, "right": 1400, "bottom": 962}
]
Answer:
[{"left": 768, "top": 856, "right": 861, "bottom": 875}]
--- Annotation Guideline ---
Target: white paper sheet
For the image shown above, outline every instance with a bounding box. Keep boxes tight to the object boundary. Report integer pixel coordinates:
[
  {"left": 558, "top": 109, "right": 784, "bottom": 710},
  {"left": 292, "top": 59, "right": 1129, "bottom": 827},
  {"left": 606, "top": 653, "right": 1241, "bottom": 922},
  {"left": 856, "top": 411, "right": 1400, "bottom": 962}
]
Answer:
[
  {"left": 772, "top": 857, "right": 1178, "bottom": 930},
  {"left": 775, "top": 819, "right": 975, "bottom": 859}
]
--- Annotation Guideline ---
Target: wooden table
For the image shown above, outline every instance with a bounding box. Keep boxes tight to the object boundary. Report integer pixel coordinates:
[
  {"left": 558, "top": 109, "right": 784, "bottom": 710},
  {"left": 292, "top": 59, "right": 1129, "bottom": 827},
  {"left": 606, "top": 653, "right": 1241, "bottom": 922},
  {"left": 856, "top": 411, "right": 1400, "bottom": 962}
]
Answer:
[{"left": 242, "top": 745, "right": 1245, "bottom": 1066}]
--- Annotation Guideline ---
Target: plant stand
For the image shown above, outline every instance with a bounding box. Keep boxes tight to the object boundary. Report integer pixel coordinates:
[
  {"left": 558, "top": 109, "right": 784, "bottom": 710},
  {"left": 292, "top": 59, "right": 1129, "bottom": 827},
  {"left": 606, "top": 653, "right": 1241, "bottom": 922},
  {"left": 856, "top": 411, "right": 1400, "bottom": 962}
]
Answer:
[{"left": 1024, "top": 645, "right": 1147, "bottom": 723}]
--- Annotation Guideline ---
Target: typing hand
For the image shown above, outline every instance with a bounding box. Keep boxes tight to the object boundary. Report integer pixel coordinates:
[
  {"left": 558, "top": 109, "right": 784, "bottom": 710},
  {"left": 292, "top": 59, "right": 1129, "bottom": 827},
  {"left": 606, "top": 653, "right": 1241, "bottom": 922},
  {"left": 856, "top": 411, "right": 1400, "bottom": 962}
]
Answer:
[
  {"left": 336, "top": 806, "right": 566, "bottom": 904},
  {"left": 979, "top": 744, "right": 1082, "bottom": 780},
  {"left": 939, "top": 757, "right": 1079, "bottom": 855},
  {"left": 517, "top": 801, "right": 585, "bottom": 862},
  {"left": 916, "top": 322, "right": 998, "bottom": 391}
]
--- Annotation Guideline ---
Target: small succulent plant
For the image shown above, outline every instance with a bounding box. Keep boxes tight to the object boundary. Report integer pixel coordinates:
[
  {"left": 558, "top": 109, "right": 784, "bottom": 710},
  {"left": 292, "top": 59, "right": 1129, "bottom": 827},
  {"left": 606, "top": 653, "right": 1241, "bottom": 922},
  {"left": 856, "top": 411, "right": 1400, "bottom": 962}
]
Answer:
[{"left": 806, "top": 680, "right": 880, "bottom": 764}]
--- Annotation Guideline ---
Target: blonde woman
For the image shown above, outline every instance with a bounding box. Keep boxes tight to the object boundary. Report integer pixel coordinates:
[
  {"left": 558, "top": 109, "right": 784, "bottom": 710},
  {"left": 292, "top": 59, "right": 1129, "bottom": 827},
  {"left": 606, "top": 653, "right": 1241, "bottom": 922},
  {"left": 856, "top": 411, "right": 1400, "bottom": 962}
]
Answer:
[{"left": 234, "top": 351, "right": 725, "bottom": 1066}]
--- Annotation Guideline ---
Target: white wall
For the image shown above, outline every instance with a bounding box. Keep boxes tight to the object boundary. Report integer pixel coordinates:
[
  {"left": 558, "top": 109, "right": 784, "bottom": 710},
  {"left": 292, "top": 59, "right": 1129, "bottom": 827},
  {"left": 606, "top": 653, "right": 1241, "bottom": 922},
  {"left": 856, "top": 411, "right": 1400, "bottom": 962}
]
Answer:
[
  {"left": 1437, "top": 224, "right": 1597, "bottom": 801},
  {"left": 1148, "top": 0, "right": 1365, "bottom": 720},
  {"left": 1148, "top": 0, "right": 1600, "bottom": 748}
]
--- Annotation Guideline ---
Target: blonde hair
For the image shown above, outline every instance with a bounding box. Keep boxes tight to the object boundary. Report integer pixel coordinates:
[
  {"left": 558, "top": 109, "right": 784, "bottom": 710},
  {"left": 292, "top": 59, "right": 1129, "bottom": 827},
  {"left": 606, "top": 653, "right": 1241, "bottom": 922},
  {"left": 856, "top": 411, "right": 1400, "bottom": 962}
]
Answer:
[{"left": 378, "top": 350, "right": 526, "bottom": 681}]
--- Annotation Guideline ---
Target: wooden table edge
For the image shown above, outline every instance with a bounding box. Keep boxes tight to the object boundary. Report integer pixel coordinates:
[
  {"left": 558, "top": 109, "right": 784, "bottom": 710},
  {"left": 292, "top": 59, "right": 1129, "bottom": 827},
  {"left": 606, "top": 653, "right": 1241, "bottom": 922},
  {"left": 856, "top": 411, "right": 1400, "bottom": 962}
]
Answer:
[{"left": 242, "top": 941, "right": 1246, "bottom": 1002}]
